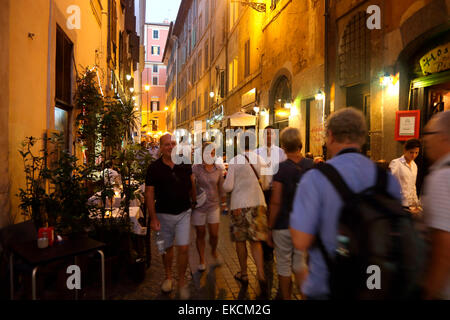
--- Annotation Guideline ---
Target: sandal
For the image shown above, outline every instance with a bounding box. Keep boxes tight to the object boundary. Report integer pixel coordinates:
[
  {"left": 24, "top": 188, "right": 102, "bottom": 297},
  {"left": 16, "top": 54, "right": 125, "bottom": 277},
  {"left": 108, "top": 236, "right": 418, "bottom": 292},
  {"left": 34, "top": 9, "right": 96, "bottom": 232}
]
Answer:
[{"left": 234, "top": 271, "right": 249, "bottom": 283}]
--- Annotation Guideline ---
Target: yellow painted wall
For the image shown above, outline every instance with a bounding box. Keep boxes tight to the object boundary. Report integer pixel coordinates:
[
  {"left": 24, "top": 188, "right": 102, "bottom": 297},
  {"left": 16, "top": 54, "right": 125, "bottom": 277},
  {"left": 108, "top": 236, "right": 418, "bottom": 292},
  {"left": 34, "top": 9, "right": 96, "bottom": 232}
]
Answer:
[{"left": 3, "top": 0, "right": 128, "bottom": 225}]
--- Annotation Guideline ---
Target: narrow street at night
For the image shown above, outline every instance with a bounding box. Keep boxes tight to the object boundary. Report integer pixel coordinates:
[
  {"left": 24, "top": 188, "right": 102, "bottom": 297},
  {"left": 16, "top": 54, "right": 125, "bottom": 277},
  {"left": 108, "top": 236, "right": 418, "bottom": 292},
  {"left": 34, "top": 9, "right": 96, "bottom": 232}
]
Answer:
[{"left": 1, "top": 0, "right": 449, "bottom": 312}]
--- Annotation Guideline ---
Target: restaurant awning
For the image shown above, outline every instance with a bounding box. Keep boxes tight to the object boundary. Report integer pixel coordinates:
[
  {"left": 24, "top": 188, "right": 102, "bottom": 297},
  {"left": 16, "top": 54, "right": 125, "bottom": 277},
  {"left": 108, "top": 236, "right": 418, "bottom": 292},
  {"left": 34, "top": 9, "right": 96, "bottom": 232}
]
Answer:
[{"left": 226, "top": 112, "right": 256, "bottom": 127}]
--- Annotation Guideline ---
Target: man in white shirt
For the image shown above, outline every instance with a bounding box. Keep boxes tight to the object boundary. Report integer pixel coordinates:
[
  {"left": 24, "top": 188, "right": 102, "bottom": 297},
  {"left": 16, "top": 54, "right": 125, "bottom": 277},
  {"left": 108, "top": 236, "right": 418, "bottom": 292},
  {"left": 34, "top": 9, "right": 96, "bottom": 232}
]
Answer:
[
  {"left": 422, "top": 111, "right": 450, "bottom": 300},
  {"left": 389, "top": 139, "right": 421, "bottom": 211},
  {"left": 255, "top": 126, "right": 287, "bottom": 180},
  {"left": 255, "top": 126, "right": 287, "bottom": 296}
]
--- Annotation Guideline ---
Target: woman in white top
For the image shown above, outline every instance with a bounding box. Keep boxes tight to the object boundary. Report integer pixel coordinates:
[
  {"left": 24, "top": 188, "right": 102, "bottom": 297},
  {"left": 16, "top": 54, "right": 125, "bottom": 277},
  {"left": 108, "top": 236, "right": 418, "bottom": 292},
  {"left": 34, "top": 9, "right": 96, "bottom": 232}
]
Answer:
[
  {"left": 389, "top": 139, "right": 421, "bottom": 212},
  {"left": 223, "top": 140, "right": 270, "bottom": 298}
]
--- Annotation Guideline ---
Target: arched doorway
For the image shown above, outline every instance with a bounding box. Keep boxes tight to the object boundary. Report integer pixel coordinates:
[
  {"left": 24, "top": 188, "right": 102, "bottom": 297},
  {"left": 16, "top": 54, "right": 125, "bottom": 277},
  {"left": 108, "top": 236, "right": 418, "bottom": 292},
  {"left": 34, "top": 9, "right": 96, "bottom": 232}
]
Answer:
[
  {"left": 270, "top": 75, "right": 291, "bottom": 131},
  {"left": 398, "top": 28, "right": 450, "bottom": 194}
]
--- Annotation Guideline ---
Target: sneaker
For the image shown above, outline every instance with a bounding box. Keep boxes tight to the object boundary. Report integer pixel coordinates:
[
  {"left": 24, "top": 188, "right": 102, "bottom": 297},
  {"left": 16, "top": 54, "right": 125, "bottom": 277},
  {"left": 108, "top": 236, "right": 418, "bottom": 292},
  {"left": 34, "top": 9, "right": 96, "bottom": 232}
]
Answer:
[
  {"left": 179, "top": 284, "right": 190, "bottom": 300},
  {"left": 161, "top": 279, "right": 173, "bottom": 293},
  {"left": 198, "top": 264, "right": 206, "bottom": 272}
]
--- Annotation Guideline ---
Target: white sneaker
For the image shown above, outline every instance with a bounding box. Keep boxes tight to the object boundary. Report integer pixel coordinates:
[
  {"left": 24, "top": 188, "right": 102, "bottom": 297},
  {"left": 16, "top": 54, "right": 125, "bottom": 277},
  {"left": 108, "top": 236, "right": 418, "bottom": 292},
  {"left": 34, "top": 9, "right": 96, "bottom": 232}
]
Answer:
[
  {"left": 198, "top": 264, "right": 206, "bottom": 272},
  {"left": 161, "top": 279, "right": 173, "bottom": 293},
  {"left": 179, "top": 284, "right": 190, "bottom": 300}
]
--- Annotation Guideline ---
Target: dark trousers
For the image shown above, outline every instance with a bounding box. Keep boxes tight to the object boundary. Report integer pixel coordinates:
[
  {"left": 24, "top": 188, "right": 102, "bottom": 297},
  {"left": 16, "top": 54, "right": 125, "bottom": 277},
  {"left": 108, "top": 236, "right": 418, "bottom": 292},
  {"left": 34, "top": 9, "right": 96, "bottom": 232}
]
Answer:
[{"left": 263, "top": 189, "right": 274, "bottom": 262}]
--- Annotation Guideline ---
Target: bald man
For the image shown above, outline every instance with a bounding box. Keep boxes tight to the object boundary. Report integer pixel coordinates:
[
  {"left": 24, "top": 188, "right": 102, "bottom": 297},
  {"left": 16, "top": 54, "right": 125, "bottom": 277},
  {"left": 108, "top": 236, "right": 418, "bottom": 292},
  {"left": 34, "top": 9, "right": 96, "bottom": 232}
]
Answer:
[
  {"left": 145, "top": 134, "right": 197, "bottom": 299},
  {"left": 422, "top": 111, "right": 450, "bottom": 300}
]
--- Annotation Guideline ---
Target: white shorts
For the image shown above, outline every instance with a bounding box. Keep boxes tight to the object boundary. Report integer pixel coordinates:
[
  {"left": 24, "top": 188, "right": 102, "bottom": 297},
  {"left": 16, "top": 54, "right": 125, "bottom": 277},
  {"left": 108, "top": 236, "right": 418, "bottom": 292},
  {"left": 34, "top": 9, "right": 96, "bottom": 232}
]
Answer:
[
  {"left": 273, "top": 229, "right": 305, "bottom": 277},
  {"left": 156, "top": 209, "right": 191, "bottom": 248},
  {"left": 191, "top": 207, "right": 220, "bottom": 226}
]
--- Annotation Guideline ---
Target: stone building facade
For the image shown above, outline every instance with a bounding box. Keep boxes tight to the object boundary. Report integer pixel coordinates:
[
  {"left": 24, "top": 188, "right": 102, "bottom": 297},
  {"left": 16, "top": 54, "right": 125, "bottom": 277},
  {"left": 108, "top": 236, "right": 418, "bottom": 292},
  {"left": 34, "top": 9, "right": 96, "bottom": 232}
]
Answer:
[
  {"left": 327, "top": 0, "right": 450, "bottom": 162},
  {"left": 164, "top": 0, "right": 450, "bottom": 167}
]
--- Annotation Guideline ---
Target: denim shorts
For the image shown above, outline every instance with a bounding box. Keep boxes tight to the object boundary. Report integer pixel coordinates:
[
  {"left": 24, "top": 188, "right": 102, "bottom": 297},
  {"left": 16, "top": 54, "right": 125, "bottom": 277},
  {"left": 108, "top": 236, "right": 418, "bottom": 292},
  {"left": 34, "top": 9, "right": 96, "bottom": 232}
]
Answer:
[{"left": 157, "top": 209, "right": 191, "bottom": 248}]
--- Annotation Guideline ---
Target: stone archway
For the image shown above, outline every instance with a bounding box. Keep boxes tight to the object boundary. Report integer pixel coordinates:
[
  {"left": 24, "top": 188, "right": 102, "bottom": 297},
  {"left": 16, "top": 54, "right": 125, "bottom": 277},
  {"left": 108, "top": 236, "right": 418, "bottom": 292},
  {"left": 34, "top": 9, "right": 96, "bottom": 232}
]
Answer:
[{"left": 268, "top": 68, "right": 292, "bottom": 129}]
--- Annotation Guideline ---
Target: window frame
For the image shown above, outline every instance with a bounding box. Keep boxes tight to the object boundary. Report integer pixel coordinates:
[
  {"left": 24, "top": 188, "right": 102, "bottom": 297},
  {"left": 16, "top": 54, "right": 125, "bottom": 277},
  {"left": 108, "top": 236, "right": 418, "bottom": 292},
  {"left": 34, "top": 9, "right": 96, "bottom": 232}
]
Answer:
[{"left": 152, "top": 29, "right": 159, "bottom": 40}]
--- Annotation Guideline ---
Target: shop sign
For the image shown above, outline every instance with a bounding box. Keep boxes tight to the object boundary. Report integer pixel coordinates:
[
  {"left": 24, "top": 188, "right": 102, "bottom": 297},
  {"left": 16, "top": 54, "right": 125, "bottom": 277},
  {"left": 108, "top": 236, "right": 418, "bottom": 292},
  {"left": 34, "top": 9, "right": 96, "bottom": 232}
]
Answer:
[
  {"left": 395, "top": 110, "right": 421, "bottom": 141},
  {"left": 420, "top": 43, "right": 450, "bottom": 75}
]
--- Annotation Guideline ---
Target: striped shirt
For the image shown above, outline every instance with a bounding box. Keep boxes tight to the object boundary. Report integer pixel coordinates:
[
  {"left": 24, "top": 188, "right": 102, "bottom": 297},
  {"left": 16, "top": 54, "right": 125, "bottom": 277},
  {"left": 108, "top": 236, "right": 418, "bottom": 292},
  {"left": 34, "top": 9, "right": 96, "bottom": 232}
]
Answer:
[{"left": 424, "top": 152, "right": 450, "bottom": 300}]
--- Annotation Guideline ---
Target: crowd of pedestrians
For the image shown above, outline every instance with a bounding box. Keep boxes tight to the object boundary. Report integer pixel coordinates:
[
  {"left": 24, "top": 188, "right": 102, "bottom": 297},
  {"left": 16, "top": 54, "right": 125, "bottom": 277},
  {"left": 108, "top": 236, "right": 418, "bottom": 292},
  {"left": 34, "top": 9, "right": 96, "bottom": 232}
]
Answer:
[{"left": 144, "top": 108, "right": 450, "bottom": 300}]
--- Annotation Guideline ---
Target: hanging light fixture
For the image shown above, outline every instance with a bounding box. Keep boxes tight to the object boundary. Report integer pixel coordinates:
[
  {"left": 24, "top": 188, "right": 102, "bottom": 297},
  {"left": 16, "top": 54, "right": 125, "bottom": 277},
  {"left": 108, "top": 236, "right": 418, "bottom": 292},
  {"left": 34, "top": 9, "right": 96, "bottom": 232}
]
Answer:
[{"left": 315, "top": 90, "right": 324, "bottom": 101}]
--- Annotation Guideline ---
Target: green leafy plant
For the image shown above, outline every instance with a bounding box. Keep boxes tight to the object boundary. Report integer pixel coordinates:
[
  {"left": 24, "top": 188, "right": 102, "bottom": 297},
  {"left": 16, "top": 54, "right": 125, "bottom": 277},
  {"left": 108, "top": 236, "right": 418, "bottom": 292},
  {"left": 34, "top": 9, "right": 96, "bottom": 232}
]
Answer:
[{"left": 17, "top": 136, "right": 52, "bottom": 229}]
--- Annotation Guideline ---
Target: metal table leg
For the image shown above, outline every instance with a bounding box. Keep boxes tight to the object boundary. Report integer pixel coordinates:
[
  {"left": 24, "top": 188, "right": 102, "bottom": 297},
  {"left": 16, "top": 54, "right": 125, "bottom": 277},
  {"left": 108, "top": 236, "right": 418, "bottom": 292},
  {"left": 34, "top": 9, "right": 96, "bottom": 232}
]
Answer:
[
  {"left": 97, "top": 250, "right": 105, "bottom": 300},
  {"left": 10, "top": 253, "right": 14, "bottom": 300},
  {"left": 32, "top": 266, "right": 39, "bottom": 300}
]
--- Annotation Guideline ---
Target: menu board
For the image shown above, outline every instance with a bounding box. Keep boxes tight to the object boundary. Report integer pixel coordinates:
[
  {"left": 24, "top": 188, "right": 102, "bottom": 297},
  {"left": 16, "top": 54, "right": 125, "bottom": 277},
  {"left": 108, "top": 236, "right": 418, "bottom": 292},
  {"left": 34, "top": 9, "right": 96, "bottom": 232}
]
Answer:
[{"left": 395, "top": 110, "right": 420, "bottom": 141}]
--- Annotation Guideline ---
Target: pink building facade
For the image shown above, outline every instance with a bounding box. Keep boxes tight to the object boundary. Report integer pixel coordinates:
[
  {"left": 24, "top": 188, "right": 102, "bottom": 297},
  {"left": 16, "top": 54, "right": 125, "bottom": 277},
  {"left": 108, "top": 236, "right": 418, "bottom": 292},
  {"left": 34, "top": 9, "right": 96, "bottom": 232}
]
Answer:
[{"left": 142, "top": 22, "right": 170, "bottom": 135}]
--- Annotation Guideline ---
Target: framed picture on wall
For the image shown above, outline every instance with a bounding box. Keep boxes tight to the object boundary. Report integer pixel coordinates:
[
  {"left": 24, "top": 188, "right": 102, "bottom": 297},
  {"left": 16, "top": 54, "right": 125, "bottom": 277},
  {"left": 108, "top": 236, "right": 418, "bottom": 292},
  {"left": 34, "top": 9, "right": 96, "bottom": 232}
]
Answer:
[{"left": 395, "top": 110, "right": 421, "bottom": 141}]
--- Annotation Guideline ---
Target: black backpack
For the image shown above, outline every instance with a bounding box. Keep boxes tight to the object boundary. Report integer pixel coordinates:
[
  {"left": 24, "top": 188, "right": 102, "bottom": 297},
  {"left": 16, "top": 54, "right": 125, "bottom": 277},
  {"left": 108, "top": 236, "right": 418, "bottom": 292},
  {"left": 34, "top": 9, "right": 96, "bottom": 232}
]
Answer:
[{"left": 316, "top": 163, "right": 427, "bottom": 300}]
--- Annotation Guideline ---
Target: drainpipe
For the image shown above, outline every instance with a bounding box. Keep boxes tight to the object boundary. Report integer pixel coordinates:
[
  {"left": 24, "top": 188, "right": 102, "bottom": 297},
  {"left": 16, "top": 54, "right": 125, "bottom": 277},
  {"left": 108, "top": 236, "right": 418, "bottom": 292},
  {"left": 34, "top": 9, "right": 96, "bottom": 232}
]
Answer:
[
  {"left": 173, "top": 35, "right": 179, "bottom": 130},
  {"left": 46, "top": 0, "right": 53, "bottom": 132},
  {"left": 324, "top": 0, "right": 330, "bottom": 117}
]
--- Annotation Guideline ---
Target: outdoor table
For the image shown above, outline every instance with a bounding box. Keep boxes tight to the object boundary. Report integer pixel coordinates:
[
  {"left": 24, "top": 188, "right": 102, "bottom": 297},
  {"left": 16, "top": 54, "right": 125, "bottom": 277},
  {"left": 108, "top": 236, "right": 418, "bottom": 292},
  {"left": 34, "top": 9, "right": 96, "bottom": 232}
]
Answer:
[
  {"left": 10, "top": 237, "right": 106, "bottom": 300},
  {"left": 88, "top": 192, "right": 147, "bottom": 235}
]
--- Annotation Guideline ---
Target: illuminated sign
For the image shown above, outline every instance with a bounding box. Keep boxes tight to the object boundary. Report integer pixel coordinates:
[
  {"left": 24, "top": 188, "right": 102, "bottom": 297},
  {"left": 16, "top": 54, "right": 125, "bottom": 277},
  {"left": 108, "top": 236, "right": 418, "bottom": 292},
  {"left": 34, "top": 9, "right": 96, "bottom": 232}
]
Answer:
[{"left": 420, "top": 43, "right": 450, "bottom": 75}]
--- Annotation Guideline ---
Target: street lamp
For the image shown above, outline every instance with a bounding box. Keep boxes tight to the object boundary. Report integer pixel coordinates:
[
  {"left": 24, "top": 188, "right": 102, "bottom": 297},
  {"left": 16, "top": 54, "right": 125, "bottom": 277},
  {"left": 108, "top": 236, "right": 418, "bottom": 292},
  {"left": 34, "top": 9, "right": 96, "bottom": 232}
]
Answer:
[
  {"left": 129, "top": 87, "right": 134, "bottom": 93},
  {"left": 126, "top": 74, "right": 132, "bottom": 81},
  {"left": 315, "top": 90, "right": 324, "bottom": 101}
]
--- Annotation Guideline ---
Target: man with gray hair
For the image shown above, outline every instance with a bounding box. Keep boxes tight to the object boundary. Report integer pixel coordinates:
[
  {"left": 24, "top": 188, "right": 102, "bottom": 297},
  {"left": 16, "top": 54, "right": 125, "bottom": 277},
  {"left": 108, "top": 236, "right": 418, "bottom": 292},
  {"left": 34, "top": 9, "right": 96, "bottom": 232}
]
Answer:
[
  {"left": 289, "top": 107, "right": 401, "bottom": 299},
  {"left": 422, "top": 111, "right": 450, "bottom": 300}
]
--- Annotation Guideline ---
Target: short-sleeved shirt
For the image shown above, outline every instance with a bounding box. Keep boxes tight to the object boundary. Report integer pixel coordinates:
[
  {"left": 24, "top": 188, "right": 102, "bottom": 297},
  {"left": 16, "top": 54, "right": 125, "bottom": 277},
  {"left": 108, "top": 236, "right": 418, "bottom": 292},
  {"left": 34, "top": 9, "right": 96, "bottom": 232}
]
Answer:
[
  {"left": 423, "top": 152, "right": 450, "bottom": 299},
  {"left": 290, "top": 149, "right": 402, "bottom": 298},
  {"left": 273, "top": 158, "right": 314, "bottom": 230},
  {"left": 192, "top": 164, "right": 225, "bottom": 213},
  {"left": 145, "top": 157, "right": 193, "bottom": 215}
]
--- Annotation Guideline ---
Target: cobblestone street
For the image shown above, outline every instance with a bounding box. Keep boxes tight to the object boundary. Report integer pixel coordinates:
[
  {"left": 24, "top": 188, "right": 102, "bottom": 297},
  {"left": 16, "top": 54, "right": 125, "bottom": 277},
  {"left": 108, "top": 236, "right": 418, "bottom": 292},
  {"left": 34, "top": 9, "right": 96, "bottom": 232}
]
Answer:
[{"left": 110, "top": 214, "right": 302, "bottom": 300}]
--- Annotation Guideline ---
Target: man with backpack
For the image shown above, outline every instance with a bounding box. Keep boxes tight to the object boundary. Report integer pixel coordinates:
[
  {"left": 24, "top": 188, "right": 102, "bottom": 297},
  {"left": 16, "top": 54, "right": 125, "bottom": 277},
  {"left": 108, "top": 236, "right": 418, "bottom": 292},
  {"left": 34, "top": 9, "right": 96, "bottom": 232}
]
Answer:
[
  {"left": 422, "top": 111, "right": 450, "bottom": 300},
  {"left": 289, "top": 107, "right": 406, "bottom": 300}
]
